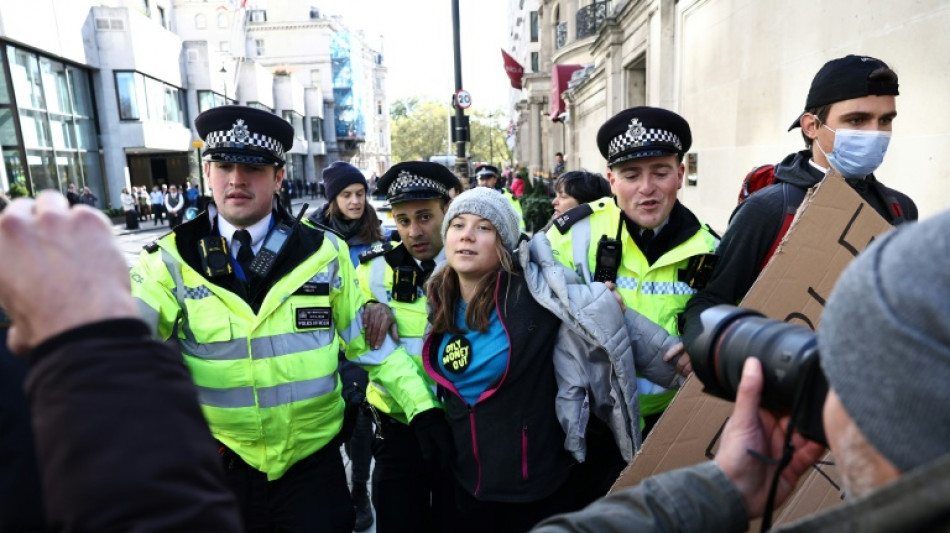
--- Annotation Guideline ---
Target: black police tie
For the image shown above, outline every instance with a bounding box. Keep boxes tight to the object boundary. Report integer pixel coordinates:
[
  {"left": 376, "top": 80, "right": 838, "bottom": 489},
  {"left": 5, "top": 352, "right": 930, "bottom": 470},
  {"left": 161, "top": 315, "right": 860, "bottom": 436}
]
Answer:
[
  {"left": 233, "top": 229, "right": 254, "bottom": 277},
  {"left": 641, "top": 228, "right": 655, "bottom": 249},
  {"left": 421, "top": 259, "right": 437, "bottom": 279}
]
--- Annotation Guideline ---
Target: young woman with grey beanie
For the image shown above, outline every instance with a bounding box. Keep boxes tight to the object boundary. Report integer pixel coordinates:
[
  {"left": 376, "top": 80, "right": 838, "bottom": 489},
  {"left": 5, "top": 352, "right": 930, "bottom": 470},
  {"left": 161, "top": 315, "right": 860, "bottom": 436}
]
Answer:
[{"left": 419, "top": 187, "right": 683, "bottom": 531}]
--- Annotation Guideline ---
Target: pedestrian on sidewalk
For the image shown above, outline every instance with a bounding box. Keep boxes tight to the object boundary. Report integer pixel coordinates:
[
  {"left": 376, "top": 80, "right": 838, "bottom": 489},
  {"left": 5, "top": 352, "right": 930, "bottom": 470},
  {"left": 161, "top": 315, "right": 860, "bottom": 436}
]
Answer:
[
  {"left": 164, "top": 184, "right": 184, "bottom": 229},
  {"left": 150, "top": 185, "right": 164, "bottom": 225},
  {"left": 120, "top": 187, "right": 138, "bottom": 230}
]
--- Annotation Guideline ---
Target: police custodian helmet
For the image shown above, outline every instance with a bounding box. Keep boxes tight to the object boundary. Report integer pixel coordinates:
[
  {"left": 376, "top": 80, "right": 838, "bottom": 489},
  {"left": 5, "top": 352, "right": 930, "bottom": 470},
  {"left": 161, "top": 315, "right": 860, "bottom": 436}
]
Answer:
[
  {"left": 596, "top": 106, "right": 692, "bottom": 167},
  {"left": 195, "top": 105, "right": 295, "bottom": 167},
  {"left": 376, "top": 161, "right": 461, "bottom": 205}
]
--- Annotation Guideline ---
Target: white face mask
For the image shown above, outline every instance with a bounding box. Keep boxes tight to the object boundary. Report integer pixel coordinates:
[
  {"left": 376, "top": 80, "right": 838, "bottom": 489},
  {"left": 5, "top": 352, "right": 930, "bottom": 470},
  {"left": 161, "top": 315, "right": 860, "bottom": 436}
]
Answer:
[{"left": 815, "top": 122, "right": 891, "bottom": 179}]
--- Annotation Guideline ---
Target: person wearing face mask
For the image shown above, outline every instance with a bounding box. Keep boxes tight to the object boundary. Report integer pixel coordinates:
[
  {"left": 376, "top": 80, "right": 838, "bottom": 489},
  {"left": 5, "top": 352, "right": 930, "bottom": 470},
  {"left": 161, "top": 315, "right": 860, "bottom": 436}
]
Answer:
[{"left": 682, "top": 55, "right": 917, "bottom": 347}]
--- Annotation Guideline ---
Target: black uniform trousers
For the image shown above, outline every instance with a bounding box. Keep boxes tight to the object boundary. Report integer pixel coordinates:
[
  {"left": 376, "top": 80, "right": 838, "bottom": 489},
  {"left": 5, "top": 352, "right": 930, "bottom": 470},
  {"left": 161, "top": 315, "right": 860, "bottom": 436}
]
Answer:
[
  {"left": 372, "top": 414, "right": 452, "bottom": 533},
  {"left": 221, "top": 438, "right": 355, "bottom": 533}
]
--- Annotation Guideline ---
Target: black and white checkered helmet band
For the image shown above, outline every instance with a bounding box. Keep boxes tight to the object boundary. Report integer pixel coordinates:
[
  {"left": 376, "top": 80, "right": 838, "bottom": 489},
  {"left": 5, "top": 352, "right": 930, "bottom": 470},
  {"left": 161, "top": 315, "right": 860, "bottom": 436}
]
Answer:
[
  {"left": 608, "top": 128, "right": 682, "bottom": 160},
  {"left": 205, "top": 130, "right": 285, "bottom": 161},
  {"left": 390, "top": 170, "right": 449, "bottom": 197}
]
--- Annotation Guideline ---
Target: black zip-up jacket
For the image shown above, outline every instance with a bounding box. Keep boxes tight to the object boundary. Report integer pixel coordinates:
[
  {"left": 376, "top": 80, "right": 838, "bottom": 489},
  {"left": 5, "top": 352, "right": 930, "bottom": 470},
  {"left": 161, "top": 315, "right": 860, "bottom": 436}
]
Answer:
[
  {"left": 682, "top": 149, "right": 917, "bottom": 346},
  {"left": 422, "top": 269, "right": 574, "bottom": 503}
]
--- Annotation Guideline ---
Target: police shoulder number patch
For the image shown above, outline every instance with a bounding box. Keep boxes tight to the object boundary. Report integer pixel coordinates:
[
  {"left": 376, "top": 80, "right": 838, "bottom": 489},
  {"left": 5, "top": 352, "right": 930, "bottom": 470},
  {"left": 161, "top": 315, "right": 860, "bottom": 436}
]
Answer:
[{"left": 358, "top": 242, "right": 392, "bottom": 264}]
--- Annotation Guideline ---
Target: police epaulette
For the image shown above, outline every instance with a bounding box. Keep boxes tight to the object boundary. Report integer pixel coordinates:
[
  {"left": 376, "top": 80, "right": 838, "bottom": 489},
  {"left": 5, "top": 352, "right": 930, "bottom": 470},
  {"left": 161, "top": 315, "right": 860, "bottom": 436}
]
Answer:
[
  {"left": 305, "top": 219, "right": 344, "bottom": 240},
  {"left": 552, "top": 203, "right": 595, "bottom": 234},
  {"left": 358, "top": 242, "right": 393, "bottom": 264},
  {"left": 144, "top": 241, "right": 159, "bottom": 253}
]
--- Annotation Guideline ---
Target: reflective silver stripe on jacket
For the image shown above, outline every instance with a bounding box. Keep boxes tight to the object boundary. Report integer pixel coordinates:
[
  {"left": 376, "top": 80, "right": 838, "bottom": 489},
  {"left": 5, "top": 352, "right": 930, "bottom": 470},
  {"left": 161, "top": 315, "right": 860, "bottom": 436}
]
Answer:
[
  {"left": 161, "top": 250, "right": 197, "bottom": 342},
  {"left": 195, "top": 372, "right": 338, "bottom": 409},
  {"left": 257, "top": 373, "right": 338, "bottom": 408},
  {"left": 180, "top": 338, "right": 247, "bottom": 360},
  {"left": 196, "top": 385, "right": 256, "bottom": 408},
  {"left": 401, "top": 336, "right": 424, "bottom": 357},
  {"left": 368, "top": 257, "right": 391, "bottom": 303},
  {"left": 250, "top": 329, "right": 335, "bottom": 359},
  {"left": 351, "top": 327, "right": 400, "bottom": 365},
  {"left": 339, "top": 307, "right": 364, "bottom": 345}
]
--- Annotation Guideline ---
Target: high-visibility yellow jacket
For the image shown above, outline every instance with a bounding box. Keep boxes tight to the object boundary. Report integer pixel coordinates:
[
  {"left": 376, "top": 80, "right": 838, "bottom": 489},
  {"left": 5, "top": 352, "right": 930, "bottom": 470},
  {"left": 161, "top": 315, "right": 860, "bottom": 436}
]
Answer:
[
  {"left": 130, "top": 212, "right": 438, "bottom": 480},
  {"left": 500, "top": 188, "right": 527, "bottom": 231},
  {"left": 546, "top": 198, "right": 719, "bottom": 416},
  {"left": 356, "top": 241, "right": 441, "bottom": 424}
]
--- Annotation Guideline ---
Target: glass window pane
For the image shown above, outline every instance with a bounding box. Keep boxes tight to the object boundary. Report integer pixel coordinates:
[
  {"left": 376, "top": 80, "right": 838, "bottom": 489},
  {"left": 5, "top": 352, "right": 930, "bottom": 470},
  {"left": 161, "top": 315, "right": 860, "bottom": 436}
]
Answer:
[
  {"left": 0, "top": 50, "right": 10, "bottom": 105},
  {"left": 0, "top": 108, "right": 18, "bottom": 145},
  {"left": 146, "top": 76, "right": 164, "bottom": 121},
  {"left": 75, "top": 116, "right": 97, "bottom": 150},
  {"left": 9, "top": 48, "right": 45, "bottom": 109},
  {"left": 19, "top": 109, "right": 49, "bottom": 148},
  {"left": 26, "top": 149, "right": 55, "bottom": 191},
  {"left": 116, "top": 72, "right": 139, "bottom": 119},
  {"left": 40, "top": 58, "right": 71, "bottom": 114},
  {"left": 3, "top": 148, "right": 26, "bottom": 188},
  {"left": 68, "top": 67, "right": 94, "bottom": 117},
  {"left": 81, "top": 151, "right": 104, "bottom": 199}
]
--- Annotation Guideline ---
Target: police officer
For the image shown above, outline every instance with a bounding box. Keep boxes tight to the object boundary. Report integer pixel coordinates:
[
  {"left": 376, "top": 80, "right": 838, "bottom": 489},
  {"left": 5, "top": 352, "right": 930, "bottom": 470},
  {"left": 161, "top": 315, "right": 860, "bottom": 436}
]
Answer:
[
  {"left": 546, "top": 106, "right": 718, "bottom": 444},
  {"left": 474, "top": 163, "right": 525, "bottom": 230},
  {"left": 130, "top": 105, "right": 440, "bottom": 533},
  {"left": 355, "top": 161, "right": 460, "bottom": 533}
]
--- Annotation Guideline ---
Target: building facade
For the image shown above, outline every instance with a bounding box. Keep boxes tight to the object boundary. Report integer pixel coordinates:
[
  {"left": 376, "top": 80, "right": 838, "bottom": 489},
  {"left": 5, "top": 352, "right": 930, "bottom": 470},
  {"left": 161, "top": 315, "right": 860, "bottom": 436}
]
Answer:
[
  {"left": 510, "top": 0, "right": 950, "bottom": 228},
  {"left": 0, "top": 0, "right": 390, "bottom": 208}
]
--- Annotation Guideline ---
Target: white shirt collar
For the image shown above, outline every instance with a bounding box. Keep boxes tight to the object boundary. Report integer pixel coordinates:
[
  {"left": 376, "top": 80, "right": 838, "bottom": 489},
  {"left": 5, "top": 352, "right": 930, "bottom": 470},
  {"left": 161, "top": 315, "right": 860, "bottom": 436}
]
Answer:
[{"left": 217, "top": 213, "right": 273, "bottom": 258}]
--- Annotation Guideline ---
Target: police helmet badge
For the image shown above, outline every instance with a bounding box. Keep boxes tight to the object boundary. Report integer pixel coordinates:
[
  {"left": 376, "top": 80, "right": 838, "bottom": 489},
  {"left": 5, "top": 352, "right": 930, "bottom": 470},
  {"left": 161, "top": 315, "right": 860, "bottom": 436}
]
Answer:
[{"left": 231, "top": 119, "right": 250, "bottom": 144}]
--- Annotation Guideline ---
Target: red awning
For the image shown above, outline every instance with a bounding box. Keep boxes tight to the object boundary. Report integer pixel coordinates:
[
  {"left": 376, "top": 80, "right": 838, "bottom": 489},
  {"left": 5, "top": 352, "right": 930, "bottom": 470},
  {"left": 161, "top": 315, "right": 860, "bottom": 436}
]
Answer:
[
  {"left": 501, "top": 49, "right": 525, "bottom": 90},
  {"left": 550, "top": 64, "right": 582, "bottom": 121}
]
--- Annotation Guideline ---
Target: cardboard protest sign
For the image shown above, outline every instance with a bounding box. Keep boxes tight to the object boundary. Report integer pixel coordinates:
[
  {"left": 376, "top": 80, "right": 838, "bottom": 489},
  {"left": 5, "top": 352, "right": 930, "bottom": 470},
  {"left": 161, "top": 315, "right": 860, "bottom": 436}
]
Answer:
[{"left": 611, "top": 172, "right": 894, "bottom": 527}]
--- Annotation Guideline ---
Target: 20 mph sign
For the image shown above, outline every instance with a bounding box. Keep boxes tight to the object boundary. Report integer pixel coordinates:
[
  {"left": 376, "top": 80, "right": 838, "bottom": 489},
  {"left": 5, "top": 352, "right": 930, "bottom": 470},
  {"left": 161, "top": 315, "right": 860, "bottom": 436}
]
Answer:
[{"left": 455, "top": 90, "right": 472, "bottom": 109}]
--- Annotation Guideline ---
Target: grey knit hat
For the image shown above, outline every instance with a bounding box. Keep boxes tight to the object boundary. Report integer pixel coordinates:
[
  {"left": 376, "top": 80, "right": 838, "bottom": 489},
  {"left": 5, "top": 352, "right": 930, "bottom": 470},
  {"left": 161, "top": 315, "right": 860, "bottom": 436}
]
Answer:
[
  {"left": 819, "top": 211, "right": 950, "bottom": 473},
  {"left": 442, "top": 187, "right": 520, "bottom": 250}
]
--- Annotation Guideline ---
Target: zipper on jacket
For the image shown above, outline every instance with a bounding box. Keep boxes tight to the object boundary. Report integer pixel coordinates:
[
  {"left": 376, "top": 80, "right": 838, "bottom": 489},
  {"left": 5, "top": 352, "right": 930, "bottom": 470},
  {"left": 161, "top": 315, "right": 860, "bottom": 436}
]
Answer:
[{"left": 521, "top": 424, "right": 529, "bottom": 481}]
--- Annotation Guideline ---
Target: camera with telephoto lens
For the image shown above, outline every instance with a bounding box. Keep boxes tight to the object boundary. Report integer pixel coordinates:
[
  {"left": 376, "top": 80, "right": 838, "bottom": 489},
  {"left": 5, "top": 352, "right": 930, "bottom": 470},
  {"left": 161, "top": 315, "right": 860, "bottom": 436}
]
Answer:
[{"left": 685, "top": 305, "right": 829, "bottom": 446}]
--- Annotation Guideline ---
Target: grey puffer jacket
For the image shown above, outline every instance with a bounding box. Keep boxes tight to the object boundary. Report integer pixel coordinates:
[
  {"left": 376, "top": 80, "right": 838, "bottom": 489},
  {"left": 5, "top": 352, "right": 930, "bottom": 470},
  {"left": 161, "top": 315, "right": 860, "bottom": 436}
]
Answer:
[{"left": 519, "top": 233, "right": 683, "bottom": 462}]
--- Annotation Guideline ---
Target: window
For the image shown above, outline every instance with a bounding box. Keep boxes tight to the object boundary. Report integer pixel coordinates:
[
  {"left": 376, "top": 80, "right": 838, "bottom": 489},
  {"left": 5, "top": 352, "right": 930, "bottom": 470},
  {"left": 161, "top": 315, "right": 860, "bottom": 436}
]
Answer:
[
  {"left": 157, "top": 6, "right": 167, "bottom": 28},
  {"left": 141, "top": 0, "right": 151, "bottom": 17},
  {"left": 255, "top": 39, "right": 265, "bottom": 56},
  {"left": 248, "top": 102, "right": 272, "bottom": 112},
  {"left": 250, "top": 9, "right": 266, "bottom": 22},
  {"left": 530, "top": 11, "right": 539, "bottom": 42},
  {"left": 531, "top": 52, "right": 539, "bottom": 73},
  {"left": 282, "top": 111, "right": 304, "bottom": 138},
  {"left": 197, "top": 90, "right": 228, "bottom": 113},
  {"left": 217, "top": 12, "right": 228, "bottom": 28},
  {"left": 310, "top": 69, "right": 321, "bottom": 88},
  {"left": 114, "top": 71, "right": 184, "bottom": 124},
  {"left": 219, "top": 41, "right": 229, "bottom": 53},
  {"left": 115, "top": 71, "right": 141, "bottom": 120},
  {"left": 310, "top": 117, "right": 324, "bottom": 142},
  {"left": 195, "top": 13, "right": 206, "bottom": 29},
  {"left": 377, "top": 100, "right": 382, "bottom": 115}
]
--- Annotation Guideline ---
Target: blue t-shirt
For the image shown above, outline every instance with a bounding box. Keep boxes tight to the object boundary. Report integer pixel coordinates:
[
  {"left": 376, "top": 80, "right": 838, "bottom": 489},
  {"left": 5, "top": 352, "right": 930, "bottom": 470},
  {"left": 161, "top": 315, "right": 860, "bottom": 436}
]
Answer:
[{"left": 437, "top": 301, "right": 509, "bottom": 406}]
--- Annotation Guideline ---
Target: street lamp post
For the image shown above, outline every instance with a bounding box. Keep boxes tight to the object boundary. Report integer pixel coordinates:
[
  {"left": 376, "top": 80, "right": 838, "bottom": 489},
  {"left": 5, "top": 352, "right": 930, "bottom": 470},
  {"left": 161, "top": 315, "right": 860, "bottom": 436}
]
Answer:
[
  {"left": 489, "top": 114, "right": 494, "bottom": 168},
  {"left": 451, "top": 0, "right": 469, "bottom": 183}
]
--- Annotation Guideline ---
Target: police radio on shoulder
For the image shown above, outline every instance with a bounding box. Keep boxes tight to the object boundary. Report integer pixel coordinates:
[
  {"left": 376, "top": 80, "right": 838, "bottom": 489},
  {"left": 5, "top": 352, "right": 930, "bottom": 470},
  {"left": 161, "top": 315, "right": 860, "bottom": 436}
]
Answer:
[{"left": 248, "top": 203, "right": 308, "bottom": 278}]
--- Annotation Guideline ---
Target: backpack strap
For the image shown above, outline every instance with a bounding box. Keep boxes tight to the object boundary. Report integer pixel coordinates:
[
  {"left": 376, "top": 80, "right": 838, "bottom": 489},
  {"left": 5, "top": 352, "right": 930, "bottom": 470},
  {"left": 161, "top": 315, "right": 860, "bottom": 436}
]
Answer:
[{"left": 759, "top": 183, "right": 807, "bottom": 272}]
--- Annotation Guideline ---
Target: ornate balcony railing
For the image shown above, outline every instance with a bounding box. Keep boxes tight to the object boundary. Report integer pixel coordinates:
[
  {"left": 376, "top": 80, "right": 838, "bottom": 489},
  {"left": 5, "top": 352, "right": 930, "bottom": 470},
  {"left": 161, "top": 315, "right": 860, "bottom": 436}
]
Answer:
[{"left": 576, "top": 1, "right": 609, "bottom": 40}]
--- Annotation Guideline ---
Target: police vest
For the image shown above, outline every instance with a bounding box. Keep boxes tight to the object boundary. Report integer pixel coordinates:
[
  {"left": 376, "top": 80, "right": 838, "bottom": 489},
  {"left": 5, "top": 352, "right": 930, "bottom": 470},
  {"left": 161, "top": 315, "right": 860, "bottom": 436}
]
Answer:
[
  {"left": 546, "top": 199, "right": 719, "bottom": 415},
  {"left": 356, "top": 242, "right": 441, "bottom": 425},
  {"left": 131, "top": 230, "right": 437, "bottom": 480},
  {"left": 500, "top": 188, "right": 526, "bottom": 231}
]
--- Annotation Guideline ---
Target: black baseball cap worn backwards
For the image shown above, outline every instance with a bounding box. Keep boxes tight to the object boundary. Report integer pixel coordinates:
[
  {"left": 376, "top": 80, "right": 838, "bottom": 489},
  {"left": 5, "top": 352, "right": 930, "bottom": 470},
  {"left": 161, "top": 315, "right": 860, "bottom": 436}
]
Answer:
[
  {"left": 377, "top": 161, "right": 462, "bottom": 205},
  {"left": 788, "top": 54, "right": 899, "bottom": 130},
  {"left": 597, "top": 106, "right": 692, "bottom": 167},
  {"left": 195, "top": 105, "right": 295, "bottom": 166}
]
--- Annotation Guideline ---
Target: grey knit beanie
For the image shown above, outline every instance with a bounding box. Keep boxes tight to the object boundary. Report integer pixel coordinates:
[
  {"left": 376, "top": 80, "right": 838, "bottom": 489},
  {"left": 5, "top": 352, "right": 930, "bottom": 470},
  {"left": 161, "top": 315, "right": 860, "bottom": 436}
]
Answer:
[
  {"left": 442, "top": 187, "right": 520, "bottom": 250},
  {"left": 819, "top": 210, "right": 950, "bottom": 472}
]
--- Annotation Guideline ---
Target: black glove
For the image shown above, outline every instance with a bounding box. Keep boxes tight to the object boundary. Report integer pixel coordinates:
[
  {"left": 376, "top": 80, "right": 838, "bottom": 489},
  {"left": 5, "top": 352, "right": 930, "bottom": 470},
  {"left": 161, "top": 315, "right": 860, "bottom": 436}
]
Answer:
[{"left": 410, "top": 408, "right": 454, "bottom": 474}]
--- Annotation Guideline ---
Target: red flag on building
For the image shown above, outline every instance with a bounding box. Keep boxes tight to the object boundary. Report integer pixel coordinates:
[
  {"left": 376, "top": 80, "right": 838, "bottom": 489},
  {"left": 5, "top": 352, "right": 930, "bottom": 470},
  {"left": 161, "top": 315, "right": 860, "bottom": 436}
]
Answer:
[{"left": 501, "top": 49, "right": 525, "bottom": 90}]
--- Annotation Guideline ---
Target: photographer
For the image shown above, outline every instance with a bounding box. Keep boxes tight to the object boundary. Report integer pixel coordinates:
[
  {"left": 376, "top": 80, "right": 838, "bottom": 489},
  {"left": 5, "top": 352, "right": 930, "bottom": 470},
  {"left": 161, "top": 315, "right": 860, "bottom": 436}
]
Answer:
[
  {"left": 0, "top": 192, "right": 241, "bottom": 532},
  {"left": 533, "top": 210, "right": 950, "bottom": 532}
]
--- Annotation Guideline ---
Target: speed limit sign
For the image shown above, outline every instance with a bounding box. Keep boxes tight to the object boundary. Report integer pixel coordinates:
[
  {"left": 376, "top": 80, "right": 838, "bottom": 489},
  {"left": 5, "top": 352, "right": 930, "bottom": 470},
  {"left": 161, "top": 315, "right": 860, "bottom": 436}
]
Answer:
[{"left": 455, "top": 89, "right": 472, "bottom": 109}]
